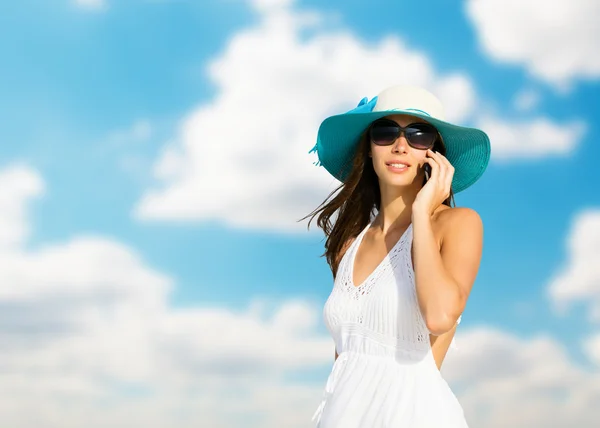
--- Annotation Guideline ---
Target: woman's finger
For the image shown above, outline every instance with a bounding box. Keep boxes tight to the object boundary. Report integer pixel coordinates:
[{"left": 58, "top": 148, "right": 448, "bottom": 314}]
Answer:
[
  {"left": 438, "top": 153, "right": 455, "bottom": 191},
  {"left": 439, "top": 152, "right": 455, "bottom": 173},
  {"left": 430, "top": 150, "right": 454, "bottom": 188},
  {"left": 427, "top": 150, "right": 445, "bottom": 183}
]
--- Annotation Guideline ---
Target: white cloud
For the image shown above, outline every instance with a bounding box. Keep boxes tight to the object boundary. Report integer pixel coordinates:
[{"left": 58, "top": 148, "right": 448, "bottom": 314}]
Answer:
[
  {"left": 513, "top": 88, "right": 541, "bottom": 112},
  {"left": 443, "top": 327, "right": 600, "bottom": 428},
  {"left": 134, "top": 0, "right": 588, "bottom": 233},
  {"left": 74, "top": 0, "right": 106, "bottom": 11},
  {"left": 477, "top": 115, "right": 586, "bottom": 161},
  {"left": 0, "top": 163, "right": 331, "bottom": 427},
  {"left": 3, "top": 165, "right": 600, "bottom": 426},
  {"left": 548, "top": 209, "right": 600, "bottom": 321},
  {"left": 133, "top": 0, "right": 481, "bottom": 232},
  {"left": 584, "top": 333, "right": 600, "bottom": 367},
  {"left": 0, "top": 165, "right": 44, "bottom": 250},
  {"left": 251, "top": 0, "right": 293, "bottom": 12},
  {"left": 465, "top": 0, "right": 600, "bottom": 88}
]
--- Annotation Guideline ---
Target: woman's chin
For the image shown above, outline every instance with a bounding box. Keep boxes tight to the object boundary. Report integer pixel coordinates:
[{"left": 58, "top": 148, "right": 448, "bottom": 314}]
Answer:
[{"left": 378, "top": 176, "right": 417, "bottom": 188}]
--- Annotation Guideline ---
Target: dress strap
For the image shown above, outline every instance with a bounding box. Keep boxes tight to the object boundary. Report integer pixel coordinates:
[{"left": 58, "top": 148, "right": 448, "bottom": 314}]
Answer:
[{"left": 344, "top": 221, "right": 372, "bottom": 262}]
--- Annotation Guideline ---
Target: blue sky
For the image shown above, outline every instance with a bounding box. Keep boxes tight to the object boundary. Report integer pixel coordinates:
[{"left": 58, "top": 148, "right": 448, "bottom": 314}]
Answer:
[{"left": 1, "top": 0, "right": 599, "bottom": 427}]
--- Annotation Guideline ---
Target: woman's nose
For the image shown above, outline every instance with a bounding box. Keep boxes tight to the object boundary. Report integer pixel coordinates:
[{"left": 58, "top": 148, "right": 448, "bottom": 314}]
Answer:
[{"left": 392, "top": 134, "right": 409, "bottom": 153}]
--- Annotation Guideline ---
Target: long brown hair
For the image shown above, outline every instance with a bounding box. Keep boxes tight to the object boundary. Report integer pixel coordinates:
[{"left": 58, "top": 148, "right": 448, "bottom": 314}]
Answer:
[{"left": 301, "top": 127, "right": 455, "bottom": 278}]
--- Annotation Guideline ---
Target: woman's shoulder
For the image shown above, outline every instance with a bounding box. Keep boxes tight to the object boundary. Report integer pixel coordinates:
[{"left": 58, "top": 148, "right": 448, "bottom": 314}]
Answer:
[
  {"left": 436, "top": 205, "right": 482, "bottom": 222},
  {"left": 435, "top": 206, "right": 483, "bottom": 240}
]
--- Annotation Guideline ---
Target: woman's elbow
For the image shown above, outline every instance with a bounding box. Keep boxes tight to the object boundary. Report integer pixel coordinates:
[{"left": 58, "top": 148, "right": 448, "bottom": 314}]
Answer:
[{"left": 424, "top": 313, "right": 457, "bottom": 336}]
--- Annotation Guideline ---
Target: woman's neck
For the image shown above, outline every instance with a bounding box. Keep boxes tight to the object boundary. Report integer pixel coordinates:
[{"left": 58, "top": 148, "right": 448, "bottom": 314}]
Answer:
[{"left": 375, "top": 183, "right": 420, "bottom": 234}]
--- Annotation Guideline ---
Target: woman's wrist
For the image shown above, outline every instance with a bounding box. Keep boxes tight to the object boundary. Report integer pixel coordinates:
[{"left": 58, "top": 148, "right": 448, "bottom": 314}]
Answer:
[{"left": 411, "top": 204, "right": 432, "bottom": 222}]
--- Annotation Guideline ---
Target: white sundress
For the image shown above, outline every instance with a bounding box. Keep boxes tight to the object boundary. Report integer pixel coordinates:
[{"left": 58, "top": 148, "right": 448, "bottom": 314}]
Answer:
[{"left": 312, "top": 221, "right": 467, "bottom": 428}]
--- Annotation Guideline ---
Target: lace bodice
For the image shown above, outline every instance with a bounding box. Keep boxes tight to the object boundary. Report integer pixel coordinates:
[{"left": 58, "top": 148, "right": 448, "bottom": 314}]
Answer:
[{"left": 324, "top": 221, "right": 434, "bottom": 356}]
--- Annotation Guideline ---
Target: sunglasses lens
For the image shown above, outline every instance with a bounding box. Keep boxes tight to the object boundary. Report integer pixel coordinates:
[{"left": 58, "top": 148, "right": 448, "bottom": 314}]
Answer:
[
  {"left": 370, "top": 121, "right": 399, "bottom": 146},
  {"left": 405, "top": 124, "right": 437, "bottom": 149}
]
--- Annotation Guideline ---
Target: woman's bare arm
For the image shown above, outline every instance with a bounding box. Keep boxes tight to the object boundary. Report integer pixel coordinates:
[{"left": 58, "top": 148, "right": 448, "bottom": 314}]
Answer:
[{"left": 412, "top": 207, "right": 483, "bottom": 335}]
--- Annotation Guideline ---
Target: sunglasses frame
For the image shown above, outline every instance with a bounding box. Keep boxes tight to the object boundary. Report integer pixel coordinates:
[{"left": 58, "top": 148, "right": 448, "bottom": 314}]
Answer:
[{"left": 368, "top": 118, "right": 441, "bottom": 150}]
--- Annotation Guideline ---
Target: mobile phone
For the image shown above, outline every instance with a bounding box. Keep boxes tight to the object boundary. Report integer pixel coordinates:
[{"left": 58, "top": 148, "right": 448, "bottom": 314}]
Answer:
[{"left": 424, "top": 164, "right": 431, "bottom": 182}]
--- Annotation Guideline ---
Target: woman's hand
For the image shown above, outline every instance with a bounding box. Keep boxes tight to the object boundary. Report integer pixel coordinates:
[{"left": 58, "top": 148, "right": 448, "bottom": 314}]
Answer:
[{"left": 413, "top": 149, "right": 454, "bottom": 216}]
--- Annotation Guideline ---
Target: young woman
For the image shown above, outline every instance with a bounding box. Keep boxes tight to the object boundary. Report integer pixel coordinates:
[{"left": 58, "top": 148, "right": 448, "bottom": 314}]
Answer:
[{"left": 304, "top": 85, "right": 490, "bottom": 427}]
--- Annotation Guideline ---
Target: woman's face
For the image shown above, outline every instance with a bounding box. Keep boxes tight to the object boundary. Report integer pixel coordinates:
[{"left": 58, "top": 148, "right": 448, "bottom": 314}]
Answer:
[{"left": 369, "top": 114, "right": 435, "bottom": 189}]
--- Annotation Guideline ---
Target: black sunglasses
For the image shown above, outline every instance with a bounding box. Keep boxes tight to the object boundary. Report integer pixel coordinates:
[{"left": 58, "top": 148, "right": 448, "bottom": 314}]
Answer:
[{"left": 368, "top": 118, "right": 439, "bottom": 150}]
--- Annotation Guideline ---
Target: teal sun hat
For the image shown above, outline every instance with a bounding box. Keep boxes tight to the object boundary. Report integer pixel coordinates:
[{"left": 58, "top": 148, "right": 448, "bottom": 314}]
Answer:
[{"left": 310, "top": 85, "right": 491, "bottom": 194}]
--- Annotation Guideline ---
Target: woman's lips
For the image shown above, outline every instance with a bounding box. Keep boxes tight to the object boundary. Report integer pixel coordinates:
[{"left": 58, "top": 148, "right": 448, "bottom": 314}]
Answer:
[{"left": 385, "top": 161, "right": 410, "bottom": 173}]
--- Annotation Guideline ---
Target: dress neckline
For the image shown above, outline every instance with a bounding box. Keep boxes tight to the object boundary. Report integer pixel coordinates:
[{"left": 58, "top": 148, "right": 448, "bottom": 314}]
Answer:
[{"left": 349, "top": 221, "right": 413, "bottom": 289}]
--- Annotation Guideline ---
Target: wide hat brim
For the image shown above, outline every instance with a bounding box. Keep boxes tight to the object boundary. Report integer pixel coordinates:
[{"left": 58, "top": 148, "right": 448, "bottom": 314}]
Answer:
[{"left": 314, "top": 107, "right": 491, "bottom": 194}]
